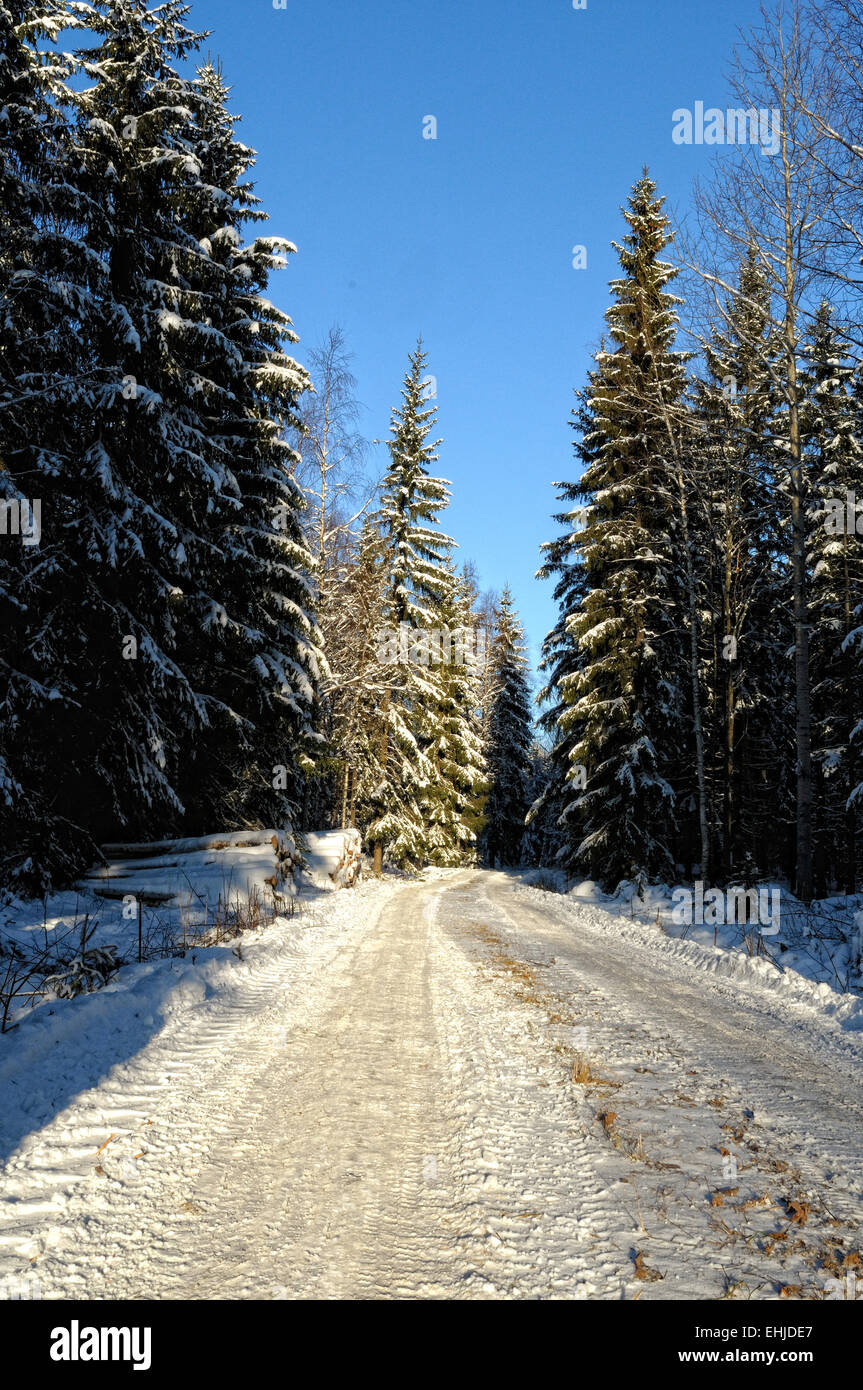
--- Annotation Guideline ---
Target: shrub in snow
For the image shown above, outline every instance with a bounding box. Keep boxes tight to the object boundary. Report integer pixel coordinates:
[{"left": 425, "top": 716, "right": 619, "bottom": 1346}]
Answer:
[{"left": 42, "top": 945, "right": 119, "bottom": 1001}]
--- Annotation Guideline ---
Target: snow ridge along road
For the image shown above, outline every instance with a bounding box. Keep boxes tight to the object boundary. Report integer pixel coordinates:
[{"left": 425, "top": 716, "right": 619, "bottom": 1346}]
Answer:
[{"left": 0, "top": 870, "right": 860, "bottom": 1300}]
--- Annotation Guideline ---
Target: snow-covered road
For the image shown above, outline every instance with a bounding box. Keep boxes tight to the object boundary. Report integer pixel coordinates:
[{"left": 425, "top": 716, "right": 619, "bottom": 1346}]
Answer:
[{"left": 1, "top": 870, "right": 860, "bottom": 1300}]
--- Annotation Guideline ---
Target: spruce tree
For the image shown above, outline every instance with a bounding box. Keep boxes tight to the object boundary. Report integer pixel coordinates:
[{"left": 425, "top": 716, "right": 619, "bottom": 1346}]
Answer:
[
  {"left": 367, "top": 343, "right": 453, "bottom": 872},
  {"left": 801, "top": 303, "right": 863, "bottom": 892},
  {"left": 535, "top": 376, "right": 598, "bottom": 872},
  {"left": 166, "top": 58, "right": 322, "bottom": 834},
  {"left": 422, "top": 562, "right": 486, "bottom": 866},
  {"left": 1, "top": 4, "right": 319, "bottom": 891},
  {"left": 522, "top": 740, "right": 565, "bottom": 868},
  {"left": 38, "top": 0, "right": 224, "bottom": 851},
  {"left": 483, "top": 587, "right": 532, "bottom": 868},
  {"left": 548, "top": 173, "right": 690, "bottom": 888},
  {"left": 0, "top": 0, "right": 107, "bottom": 891},
  {"left": 694, "top": 244, "right": 791, "bottom": 880}
]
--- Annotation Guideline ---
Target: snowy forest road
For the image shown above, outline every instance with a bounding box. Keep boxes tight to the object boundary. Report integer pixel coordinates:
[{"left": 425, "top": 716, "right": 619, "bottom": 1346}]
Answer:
[{"left": 1, "top": 871, "right": 861, "bottom": 1300}]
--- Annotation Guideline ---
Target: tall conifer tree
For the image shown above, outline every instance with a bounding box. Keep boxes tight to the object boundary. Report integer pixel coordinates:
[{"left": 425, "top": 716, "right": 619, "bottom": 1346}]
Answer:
[
  {"left": 0, "top": 0, "right": 109, "bottom": 889},
  {"left": 801, "top": 303, "right": 863, "bottom": 892},
  {"left": 367, "top": 343, "right": 453, "bottom": 872},
  {"left": 546, "top": 173, "right": 690, "bottom": 887},
  {"left": 423, "top": 562, "right": 486, "bottom": 866},
  {"left": 695, "top": 244, "right": 791, "bottom": 878},
  {"left": 483, "top": 587, "right": 532, "bottom": 868}
]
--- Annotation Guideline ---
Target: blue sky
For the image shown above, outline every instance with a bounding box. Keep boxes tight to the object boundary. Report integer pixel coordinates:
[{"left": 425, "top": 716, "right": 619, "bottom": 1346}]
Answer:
[{"left": 183, "top": 0, "right": 764, "bottom": 681}]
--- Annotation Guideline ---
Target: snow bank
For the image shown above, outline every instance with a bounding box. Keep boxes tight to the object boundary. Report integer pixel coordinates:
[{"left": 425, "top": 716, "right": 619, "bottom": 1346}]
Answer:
[
  {"left": 0, "top": 828, "right": 361, "bottom": 1034},
  {"left": 514, "top": 875, "right": 863, "bottom": 1034},
  {"left": 0, "top": 873, "right": 396, "bottom": 1182}
]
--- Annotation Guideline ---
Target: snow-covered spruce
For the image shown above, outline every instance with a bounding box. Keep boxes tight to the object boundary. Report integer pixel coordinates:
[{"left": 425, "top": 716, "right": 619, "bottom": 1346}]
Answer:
[
  {"left": 482, "top": 587, "right": 532, "bottom": 867},
  {"left": 0, "top": 4, "right": 321, "bottom": 893},
  {"left": 0, "top": 0, "right": 105, "bottom": 891},
  {"left": 363, "top": 342, "right": 455, "bottom": 872},
  {"left": 800, "top": 302, "right": 863, "bottom": 894},
  {"left": 422, "top": 561, "right": 486, "bottom": 867},
  {"left": 540, "top": 173, "right": 692, "bottom": 889},
  {"left": 693, "top": 243, "right": 791, "bottom": 882}
]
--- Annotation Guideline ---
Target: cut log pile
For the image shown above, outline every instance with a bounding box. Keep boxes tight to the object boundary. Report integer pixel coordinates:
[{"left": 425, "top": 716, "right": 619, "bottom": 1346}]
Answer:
[
  {"left": 302, "top": 829, "right": 363, "bottom": 889},
  {"left": 76, "top": 830, "right": 301, "bottom": 908}
]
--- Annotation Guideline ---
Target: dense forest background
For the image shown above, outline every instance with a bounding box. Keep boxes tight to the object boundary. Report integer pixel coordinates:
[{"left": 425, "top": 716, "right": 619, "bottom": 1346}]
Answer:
[{"left": 2, "top": 0, "right": 863, "bottom": 906}]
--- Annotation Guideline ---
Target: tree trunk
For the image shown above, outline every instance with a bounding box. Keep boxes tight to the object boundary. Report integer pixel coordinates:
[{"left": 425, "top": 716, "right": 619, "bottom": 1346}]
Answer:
[
  {"left": 844, "top": 535, "right": 857, "bottom": 894},
  {"left": 340, "top": 762, "right": 349, "bottom": 830},
  {"left": 723, "top": 525, "right": 736, "bottom": 879},
  {"left": 680, "top": 470, "right": 711, "bottom": 882},
  {"left": 649, "top": 354, "right": 711, "bottom": 882},
  {"left": 372, "top": 694, "right": 390, "bottom": 876}
]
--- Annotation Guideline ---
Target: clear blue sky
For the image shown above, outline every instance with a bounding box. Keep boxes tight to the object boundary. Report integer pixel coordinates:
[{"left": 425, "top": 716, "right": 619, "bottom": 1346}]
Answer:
[{"left": 184, "top": 0, "right": 764, "bottom": 680}]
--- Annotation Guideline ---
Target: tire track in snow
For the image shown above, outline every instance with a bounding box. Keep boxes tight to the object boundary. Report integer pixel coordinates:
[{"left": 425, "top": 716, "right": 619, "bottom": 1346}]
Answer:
[
  {"left": 0, "top": 888, "right": 396, "bottom": 1297},
  {"left": 429, "top": 882, "right": 633, "bottom": 1297},
  {"left": 3, "top": 870, "right": 858, "bottom": 1300},
  {"left": 477, "top": 873, "right": 863, "bottom": 1298}
]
